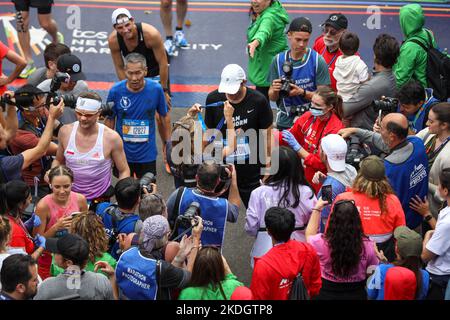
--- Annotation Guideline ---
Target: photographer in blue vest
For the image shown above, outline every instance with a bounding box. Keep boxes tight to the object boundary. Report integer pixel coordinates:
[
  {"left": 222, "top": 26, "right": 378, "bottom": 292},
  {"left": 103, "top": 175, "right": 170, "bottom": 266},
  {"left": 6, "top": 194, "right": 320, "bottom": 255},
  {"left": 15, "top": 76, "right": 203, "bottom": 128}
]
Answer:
[
  {"left": 115, "top": 214, "right": 203, "bottom": 300},
  {"left": 166, "top": 161, "right": 240, "bottom": 248},
  {"left": 339, "top": 113, "right": 429, "bottom": 230},
  {"left": 397, "top": 79, "right": 440, "bottom": 134},
  {"left": 96, "top": 177, "right": 149, "bottom": 260},
  {"left": 268, "top": 17, "right": 330, "bottom": 130}
]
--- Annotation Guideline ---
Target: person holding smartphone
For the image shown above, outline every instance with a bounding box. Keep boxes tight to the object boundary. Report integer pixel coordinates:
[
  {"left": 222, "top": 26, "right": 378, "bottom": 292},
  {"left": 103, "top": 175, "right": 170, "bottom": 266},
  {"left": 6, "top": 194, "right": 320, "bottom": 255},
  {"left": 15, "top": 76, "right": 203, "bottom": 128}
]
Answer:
[{"left": 312, "top": 134, "right": 357, "bottom": 231}]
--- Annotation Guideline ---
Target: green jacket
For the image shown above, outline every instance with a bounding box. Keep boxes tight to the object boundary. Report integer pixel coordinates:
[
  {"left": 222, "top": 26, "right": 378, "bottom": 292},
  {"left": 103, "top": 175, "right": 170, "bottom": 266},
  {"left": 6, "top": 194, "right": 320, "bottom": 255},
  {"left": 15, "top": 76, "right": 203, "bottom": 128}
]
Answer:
[
  {"left": 247, "top": 1, "right": 289, "bottom": 87},
  {"left": 178, "top": 274, "right": 243, "bottom": 300},
  {"left": 394, "top": 4, "right": 437, "bottom": 88},
  {"left": 51, "top": 252, "right": 117, "bottom": 277}
]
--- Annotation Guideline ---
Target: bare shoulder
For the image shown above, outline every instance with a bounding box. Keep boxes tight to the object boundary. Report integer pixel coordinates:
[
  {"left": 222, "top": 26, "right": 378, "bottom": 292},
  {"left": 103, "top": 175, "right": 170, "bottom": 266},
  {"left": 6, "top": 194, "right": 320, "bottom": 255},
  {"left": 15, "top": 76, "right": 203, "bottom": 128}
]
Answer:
[
  {"left": 108, "top": 30, "right": 119, "bottom": 46},
  {"left": 35, "top": 197, "right": 50, "bottom": 214},
  {"left": 103, "top": 125, "right": 122, "bottom": 144},
  {"left": 142, "top": 23, "right": 163, "bottom": 42},
  {"left": 58, "top": 123, "right": 74, "bottom": 145}
]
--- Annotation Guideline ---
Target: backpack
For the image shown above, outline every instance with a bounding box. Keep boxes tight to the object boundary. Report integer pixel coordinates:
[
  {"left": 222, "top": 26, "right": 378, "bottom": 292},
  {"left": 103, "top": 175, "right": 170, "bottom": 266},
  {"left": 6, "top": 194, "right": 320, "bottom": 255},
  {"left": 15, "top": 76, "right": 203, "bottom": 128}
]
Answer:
[
  {"left": 288, "top": 271, "right": 310, "bottom": 300},
  {"left": 408, "top": 30, "right": 450, "bottom": 101}
]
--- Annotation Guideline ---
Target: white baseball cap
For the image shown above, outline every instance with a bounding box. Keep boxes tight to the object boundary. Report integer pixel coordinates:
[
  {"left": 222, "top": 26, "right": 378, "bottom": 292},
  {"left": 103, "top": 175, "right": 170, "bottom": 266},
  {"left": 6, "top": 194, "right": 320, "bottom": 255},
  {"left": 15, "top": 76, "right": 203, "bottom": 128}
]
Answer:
[
  {"left": 218, "top": 64, "right": 246, "bottom": 94},
  {"left": 112, "top": 8, "right": 133, "bottom": 25},
  {"left": 321, "top": 134, "right": 347, "bottom": 172}
]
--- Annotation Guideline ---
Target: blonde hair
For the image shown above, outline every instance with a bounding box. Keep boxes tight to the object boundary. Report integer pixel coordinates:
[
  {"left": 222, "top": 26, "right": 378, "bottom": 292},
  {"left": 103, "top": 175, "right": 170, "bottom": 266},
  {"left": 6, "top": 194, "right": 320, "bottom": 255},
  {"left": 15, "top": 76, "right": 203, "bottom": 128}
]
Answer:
[
  {"left": 352, "top": 172, "right": 395, "bottom": 213},
  {"left": 0, "top": 216, "right": 11, "bottom": 251},
  {"left": 70, "top": 211, "right": 109, "bottom": 262}
]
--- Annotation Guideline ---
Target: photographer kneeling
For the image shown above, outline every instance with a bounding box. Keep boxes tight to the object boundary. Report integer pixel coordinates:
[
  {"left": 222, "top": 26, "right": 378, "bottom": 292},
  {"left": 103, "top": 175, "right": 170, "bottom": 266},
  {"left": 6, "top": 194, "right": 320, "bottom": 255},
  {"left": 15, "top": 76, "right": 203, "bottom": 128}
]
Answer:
[
  {"left": 167, "top": 161, "right": 240, "bottom": 248},
  {"left": 339, "top": 113, "right": 428, "bottom": 230}
]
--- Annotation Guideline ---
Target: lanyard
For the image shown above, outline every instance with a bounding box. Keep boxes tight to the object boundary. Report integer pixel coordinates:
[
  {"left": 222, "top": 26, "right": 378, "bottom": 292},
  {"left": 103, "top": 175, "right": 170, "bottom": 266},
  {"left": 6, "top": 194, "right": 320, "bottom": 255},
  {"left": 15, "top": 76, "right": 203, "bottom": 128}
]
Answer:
[
  {"left": 321, "top": 47, "right": 338, "bottom": 68},
  {"left": 196, "top": 101, "right": 226, "bottom": 143},
  {"left": 426, "top": 136, "right": 450, "bottom": 156}
]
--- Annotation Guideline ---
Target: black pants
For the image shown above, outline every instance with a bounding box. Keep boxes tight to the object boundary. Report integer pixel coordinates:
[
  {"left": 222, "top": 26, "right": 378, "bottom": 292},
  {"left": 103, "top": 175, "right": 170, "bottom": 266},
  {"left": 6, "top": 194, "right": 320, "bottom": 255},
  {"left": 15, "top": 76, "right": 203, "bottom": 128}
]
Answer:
[
  {"left": 313, "top": 278, "right": 367, "bottom": 300},
  {"left": 427, "top": 273, "right": 450, "bottom": 300},
  {"left": 128, "top": 161, "right": 156, "bottom": 179}
]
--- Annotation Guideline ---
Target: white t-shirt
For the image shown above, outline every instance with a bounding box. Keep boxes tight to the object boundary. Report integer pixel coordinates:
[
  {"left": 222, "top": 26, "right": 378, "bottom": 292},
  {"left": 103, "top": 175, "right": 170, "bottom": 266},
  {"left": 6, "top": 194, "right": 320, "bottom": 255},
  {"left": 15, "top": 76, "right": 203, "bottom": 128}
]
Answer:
[{"left": 426, "top": 206, "right": 450, "bottom": 275}]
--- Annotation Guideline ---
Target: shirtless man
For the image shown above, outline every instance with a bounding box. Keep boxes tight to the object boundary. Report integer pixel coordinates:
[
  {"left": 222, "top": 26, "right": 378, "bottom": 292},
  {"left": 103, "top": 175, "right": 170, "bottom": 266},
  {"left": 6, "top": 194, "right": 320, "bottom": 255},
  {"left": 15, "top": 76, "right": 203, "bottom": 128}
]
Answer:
[{"left": 51, "top": 91, "right": 130, "bottom": 203}]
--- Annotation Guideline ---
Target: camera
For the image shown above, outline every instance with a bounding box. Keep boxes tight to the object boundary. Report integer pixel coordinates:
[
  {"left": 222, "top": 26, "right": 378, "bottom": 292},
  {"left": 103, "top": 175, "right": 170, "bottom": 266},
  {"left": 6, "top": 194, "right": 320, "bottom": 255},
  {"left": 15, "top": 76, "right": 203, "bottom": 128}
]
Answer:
[
  {"left": 214, "top": 163, "right": 233, "bottom": 196},
  {"left": 177, "top": 202, "right": 201, "bottom": 229},
  {"left": 279, "top": 61, "right": 294, "bottom": 99},
  {"left": 140, "top": 172, "right": 156, "bottom": 194},
  {"left": 373, "top": 97, "right": 399, "bottom": 114},
  {"left": 1, "top": 91, "right": 38, "bottom": 112},
  {"left": 345, "top": 136, "right": 371, "bottom": 170},
  {"left": 100, "top": 101, "right": 115, "bottom": 118},
  {"left": 289, "top": 104, "right": 311, "bottom": 117},
  {"left": 45, "top": 72, "right": 77, "bottom": 108}
]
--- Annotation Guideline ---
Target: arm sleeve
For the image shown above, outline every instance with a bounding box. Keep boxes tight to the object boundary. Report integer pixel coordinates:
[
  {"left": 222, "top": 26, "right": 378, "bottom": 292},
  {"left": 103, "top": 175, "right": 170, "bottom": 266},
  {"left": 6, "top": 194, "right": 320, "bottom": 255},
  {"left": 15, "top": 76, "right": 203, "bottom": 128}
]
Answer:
[
  {"left": 156, "top": 86, "right": 168, "bottom": 117},
  {"left": 106, "top": 88, "right": 118, "bottom": 119},
  {"left": 358, "top": 62, "right": 370, "bottom": 83},
  {"left": 166, "top": 189, "right": 180, "bottom": 229},
  {"left": 354, "top": 129, "right": 390, "bottom": 153},
  {"left": 343, "top": 81, "right": 377, "bottom": 117},
  {"left": 251, "top": 17, "right": 274, "bottom": 48},
  {"left": 160, "top": 261, "right": 191, "bottom": 289},
  {"left": 0, "top": 41, "right": 8, "bottom": 59},
  {"left": 304, "top": 153, "right": 327, "bottom": 172},
  {"left": 266, "top": 56, "right": 280, "bottom": 84},
  {"left": 227, "top": 203, "right": 239, "bottom": 223},
  {"left": 258, "top": 95, "right": 273, "bottom": 129},
  {"left": 394, "top": 44, "right": 416, "bottom": 88},
  {"left": 250, "top": 260, "right": 271, "bottom": 300},
  {"left": 245, "top": 192, "right": 261, "bottom": 237},
  {"left": 303, "top": 248, "right": 322, "bottom": 298},
  {"left": 316, "top": 55, "right": 331, "bottom": 86},
  {"left": 426, "top": 222, "right": 450, "bottom": 256}
]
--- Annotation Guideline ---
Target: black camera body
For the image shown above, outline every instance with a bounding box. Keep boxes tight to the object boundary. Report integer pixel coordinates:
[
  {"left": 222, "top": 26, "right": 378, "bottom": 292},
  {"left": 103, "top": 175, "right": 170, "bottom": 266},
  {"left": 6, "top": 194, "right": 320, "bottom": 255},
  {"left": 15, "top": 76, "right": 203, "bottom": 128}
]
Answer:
[
  {"left": 345, "top": 136, "right": 371, "bottom": 170},
  {"left": 45, "top": 72, "right": 77, "bottom": 108},
  {"left": 177, "top": 201, "right": 201, "bottom": 229},
  {"left": 140, "top": 172, "right": 156, "bottom": 194},
  {"left": 0, "top": 92, "right": 34, "bottom": 112},
  {"left": 289, "top": 104, "right": 311, "bottom": 117},
  {"left": 279, "top": 61, "right": 294, "bottom": 99},
  {"left": 373, "top": 97, "right": 399, "bottom": 114}
]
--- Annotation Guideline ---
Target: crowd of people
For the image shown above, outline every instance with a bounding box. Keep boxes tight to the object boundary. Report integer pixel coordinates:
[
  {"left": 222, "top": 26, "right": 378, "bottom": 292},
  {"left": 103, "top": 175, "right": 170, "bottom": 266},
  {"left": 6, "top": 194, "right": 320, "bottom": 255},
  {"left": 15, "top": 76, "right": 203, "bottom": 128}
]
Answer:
[{"left": 0, "top": 0, "right": 450, "bottom": 301}]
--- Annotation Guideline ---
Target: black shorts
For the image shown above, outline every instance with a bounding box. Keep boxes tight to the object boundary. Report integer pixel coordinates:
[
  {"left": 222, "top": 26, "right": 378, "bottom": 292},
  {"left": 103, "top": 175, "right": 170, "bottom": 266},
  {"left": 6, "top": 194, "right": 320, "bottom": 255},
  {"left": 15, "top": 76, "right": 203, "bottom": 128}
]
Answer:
[
  {"left": 128, "top": 161, "right": 157, "bottom": 179},
  {"left": 13, "top": 0, "right": 54, "bottom": 14}
]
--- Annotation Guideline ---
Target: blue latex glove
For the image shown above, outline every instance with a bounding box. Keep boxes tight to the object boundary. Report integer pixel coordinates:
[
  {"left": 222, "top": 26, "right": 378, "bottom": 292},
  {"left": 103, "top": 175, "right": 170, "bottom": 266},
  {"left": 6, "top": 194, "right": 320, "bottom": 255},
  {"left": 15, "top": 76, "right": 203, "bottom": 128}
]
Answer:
[
  {"left": 282, "top": 130, "right": 302, "bottom": 152},
  {"left": 34, "top": 234, "right": 46, "bottom": 249},
  {"left": 24, "top": 213, "right": 41, "bottom": 233}
]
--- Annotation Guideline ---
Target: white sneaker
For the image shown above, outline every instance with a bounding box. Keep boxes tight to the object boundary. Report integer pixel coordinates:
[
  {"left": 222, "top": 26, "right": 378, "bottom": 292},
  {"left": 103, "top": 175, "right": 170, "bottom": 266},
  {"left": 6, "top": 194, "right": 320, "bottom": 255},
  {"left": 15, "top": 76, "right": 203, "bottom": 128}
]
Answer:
[
  {"left": 164, "top": 38, "right": 176, "bottom": 56},
  {"left": 174, "top": 30, "right": 188, "bottom": 47}
]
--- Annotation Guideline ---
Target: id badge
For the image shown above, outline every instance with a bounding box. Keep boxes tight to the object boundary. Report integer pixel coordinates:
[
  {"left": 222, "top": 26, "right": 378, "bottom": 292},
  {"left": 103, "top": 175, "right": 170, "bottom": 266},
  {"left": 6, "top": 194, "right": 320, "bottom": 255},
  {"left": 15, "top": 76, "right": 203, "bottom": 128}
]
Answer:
[{"left": 122, "top": 119, "right": 150, "bottom": 143}]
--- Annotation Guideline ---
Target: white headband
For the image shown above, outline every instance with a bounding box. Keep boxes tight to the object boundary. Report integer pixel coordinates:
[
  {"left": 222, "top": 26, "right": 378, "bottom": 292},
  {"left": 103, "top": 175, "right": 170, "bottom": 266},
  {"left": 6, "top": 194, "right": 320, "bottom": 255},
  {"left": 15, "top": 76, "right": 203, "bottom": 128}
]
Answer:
[{"left": 76, "top": 97, "right": 101, "bottom": 112}]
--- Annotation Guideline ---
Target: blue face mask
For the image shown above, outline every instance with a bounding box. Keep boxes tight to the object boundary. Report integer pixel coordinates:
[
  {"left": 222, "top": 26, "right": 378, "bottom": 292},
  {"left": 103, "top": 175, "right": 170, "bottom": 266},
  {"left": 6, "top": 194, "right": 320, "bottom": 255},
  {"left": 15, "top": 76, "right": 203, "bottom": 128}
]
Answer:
[{"left": 310, "top": 107, "right": 325, "bottom": 117}]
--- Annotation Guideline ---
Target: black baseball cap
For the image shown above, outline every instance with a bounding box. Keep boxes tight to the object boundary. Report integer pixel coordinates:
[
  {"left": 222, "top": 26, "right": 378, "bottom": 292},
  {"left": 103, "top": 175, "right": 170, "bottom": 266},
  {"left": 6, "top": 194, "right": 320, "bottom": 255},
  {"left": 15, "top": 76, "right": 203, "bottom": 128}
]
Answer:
[
  {"left": 322, "top": 13, "right": 348, "bottom": 30},
  {"left": 56, "top": 53, "right": 86, "bottom": 82},
  {"left": 288, "top": 17, "right": 313, "bottom": 34},
  {"left": 15, "top": 84, "right": 45, "bottom": 96},
  {"left": 46, "top": 234, "right": 89, "bottom": 265}
]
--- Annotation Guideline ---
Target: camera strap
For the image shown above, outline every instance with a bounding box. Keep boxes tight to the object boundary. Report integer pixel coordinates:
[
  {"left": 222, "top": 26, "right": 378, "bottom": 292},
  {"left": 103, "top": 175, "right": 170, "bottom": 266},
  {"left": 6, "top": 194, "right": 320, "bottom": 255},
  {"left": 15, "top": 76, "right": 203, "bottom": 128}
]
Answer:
[{"left": 172, "top": 186, "right": 185, "bottom": 231}]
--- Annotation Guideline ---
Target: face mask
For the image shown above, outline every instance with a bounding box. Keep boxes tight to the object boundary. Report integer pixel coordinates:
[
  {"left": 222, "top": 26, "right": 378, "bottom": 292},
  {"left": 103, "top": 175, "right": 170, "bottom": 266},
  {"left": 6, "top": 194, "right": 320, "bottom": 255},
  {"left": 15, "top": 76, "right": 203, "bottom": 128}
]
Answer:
[{"left": 310, "top": 107, "right": 325, "bottom": 117}]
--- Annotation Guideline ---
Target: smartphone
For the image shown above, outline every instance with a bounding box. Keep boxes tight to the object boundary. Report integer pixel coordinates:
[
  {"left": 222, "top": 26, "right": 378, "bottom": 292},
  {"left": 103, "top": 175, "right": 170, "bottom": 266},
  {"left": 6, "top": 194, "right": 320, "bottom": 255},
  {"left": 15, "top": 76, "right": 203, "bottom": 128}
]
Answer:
[{"left": 322, "top": 185, "right": 333, "bottom": 203}]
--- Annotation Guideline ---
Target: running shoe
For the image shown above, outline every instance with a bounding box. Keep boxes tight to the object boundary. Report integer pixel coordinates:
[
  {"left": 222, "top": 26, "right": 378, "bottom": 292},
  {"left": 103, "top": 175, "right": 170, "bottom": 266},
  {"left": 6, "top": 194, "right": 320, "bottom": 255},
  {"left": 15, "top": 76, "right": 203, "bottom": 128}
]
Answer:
[
  {"left": 164, "top": 38, "right": 177, "bottom": 56},
  {"left": 174, "top": 30, "right": 188, "bottom": 47},
  {"left": 19, "top": 61, "right": 36, "bottom": 79}
]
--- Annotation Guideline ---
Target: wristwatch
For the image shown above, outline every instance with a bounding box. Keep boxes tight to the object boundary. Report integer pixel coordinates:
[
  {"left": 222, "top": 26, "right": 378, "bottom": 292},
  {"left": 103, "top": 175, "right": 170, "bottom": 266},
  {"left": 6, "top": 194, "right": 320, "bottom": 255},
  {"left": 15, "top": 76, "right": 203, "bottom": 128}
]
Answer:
[
  {"left": 163, "top": 87, "right": 169, "bottom": 93},
  {"left": 301, "top": 88, "right": 307, "bottom": 98},
  {"left": 425, "top": 214, "right": 433, "bottom": 222}
]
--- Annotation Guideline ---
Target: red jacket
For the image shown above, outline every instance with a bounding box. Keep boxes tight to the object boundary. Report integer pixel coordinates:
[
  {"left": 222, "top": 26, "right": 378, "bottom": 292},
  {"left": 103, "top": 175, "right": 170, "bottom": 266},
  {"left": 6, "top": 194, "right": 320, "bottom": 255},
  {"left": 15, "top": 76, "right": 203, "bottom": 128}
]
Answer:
[
  {"left": 313, "top": 35, "right": 343, "bottom": 91},
  {"left": 250, "top": 240, "right": 322, "bottom": 300},
  {"left": 279, "top": 111, "right": 343, "bottom": 193},
  {"left": 7, "top": 215, "right": 34, "bottom": 255}
]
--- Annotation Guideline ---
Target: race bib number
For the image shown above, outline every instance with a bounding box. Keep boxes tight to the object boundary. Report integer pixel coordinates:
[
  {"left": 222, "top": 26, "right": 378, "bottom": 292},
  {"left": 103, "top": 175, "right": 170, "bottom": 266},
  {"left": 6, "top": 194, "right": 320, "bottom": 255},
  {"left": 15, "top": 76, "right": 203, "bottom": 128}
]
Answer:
[
  {"left": 224, "top": 136, "right": 250, "bottom": 163},
  {"left": 122, "top": 119, "right": 150, "bottom": 143}
]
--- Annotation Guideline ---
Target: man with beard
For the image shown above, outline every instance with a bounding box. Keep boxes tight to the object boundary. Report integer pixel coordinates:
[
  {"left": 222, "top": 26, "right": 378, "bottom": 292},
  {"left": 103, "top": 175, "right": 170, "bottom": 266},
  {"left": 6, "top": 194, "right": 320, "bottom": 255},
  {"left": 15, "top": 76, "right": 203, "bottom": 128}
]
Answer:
[
  {"left": 52, "top": 91, "right": 129, "bottom": 204},
  {"left": 106, "top": 53, "right": 170, "bottom": 178},
  {"left": 0, "top": 254, "right": 39, "bottom": 300},
  {"left": 313, "top": 13, "right": 348, "bottom": 91}
]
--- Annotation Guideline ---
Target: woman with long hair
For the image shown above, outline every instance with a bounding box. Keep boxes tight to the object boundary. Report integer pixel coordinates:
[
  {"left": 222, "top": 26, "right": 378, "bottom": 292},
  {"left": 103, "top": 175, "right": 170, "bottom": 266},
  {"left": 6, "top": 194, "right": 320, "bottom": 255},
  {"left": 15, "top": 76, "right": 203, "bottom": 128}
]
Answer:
[
  {"left": 246, "top": 146, "right": 316, "bottom": 267},
  {"left": 306, "top": 198, "right": 378, "bottom": 300},
  {"left": 411, "top": 102, "right": 450, "bottom": 221},
  {"left": 280, "top": 87, "right": 344, "bottom": 192},
  {"left": 32, "top": 165, "right": 88, "bottom": 279},
  {"left": 368, "top": 226, "right": 429, "bottom": 300},
  {"left": 178, "top": 247, "right": 243, "bottom": 300},
  {"left": 50, "top": 211, "right": 117, "bottom": 276},
  {"left": 334, "top": 155, "right": 406, "bottom": 262}
]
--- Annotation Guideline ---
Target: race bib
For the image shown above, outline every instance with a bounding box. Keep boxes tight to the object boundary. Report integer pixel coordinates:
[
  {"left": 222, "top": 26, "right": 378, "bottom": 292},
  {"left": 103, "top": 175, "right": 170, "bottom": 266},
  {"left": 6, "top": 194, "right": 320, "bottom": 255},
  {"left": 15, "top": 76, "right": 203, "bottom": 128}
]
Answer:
[
  {"left": 122, "top": 119, "right": 150, "bottom": 143},
  {"left": 224, "top": 136, "right": 250, "bottom": 163}
]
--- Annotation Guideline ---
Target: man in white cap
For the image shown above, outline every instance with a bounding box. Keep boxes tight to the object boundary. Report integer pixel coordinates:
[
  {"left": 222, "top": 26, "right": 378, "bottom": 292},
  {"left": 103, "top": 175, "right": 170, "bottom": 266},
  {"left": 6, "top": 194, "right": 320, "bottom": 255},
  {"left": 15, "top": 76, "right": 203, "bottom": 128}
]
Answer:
[
  {"left": 204, "top": 64, "right": 273, "bottom": 208},
  {"left": 52, "top": 91, "right": 130, "bottom": 204},
  {"left": 312, "top": 134, "right": 357, "bottom": 231}
]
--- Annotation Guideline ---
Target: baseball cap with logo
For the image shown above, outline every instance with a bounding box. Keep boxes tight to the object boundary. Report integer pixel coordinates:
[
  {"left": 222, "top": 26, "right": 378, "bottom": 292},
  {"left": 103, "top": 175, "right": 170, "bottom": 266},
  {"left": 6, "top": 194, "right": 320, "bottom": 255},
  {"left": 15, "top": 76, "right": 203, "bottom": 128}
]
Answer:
[
  {"left": 56, "top": 54, "right": 86, "bottom": 82},
  {"left": 322, "top": 13, "right": 348, "bottom": 30},
  {"left": 218, "top": 64, "right": 246, "bottom": 95},
  {"left": 394, "top": 226, "right": 423, "bottom": 258},
  {"left": 321, "top": 134, "right": 347, "bottom": 172},
  {"left": 287, "top": 17, "right": 313, "bottom": 34},
  {"left": 112, "top": 8, "right": 133, "bottom": 25},
  {"left": 46, "top": 234, "right": 89, "bottom": 265}
]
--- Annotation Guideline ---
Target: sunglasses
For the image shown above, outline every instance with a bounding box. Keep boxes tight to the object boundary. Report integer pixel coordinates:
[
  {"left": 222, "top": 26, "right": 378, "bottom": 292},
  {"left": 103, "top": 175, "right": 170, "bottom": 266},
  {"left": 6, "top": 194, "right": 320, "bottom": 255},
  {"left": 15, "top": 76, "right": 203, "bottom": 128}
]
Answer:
[
  {"left": 75, "top": 110, "right": 98, "bottom": 117},
  {"left": 322, "top": 26, "right": 341, "bottom": 37},
  {"left": 334, "top": 199, "right": 356, "bottom": 208}
]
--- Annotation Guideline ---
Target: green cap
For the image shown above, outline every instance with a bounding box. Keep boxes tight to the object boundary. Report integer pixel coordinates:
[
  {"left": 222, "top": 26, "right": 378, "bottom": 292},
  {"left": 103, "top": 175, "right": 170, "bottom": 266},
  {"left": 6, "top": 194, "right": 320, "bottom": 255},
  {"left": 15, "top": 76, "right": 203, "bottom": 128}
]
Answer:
[{"left": 394, "top": 226, "right": 423, "bottom": 258}]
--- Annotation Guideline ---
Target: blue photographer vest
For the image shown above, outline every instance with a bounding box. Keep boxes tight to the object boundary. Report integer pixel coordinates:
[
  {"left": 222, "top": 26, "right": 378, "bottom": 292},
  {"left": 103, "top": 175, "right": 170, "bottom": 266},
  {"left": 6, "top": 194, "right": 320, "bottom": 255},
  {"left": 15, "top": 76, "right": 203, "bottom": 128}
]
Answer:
[
  {"left": 178, "top": 188, "right": 228, "bottom": 247},
  {"left": 115, "top": 247, "right": 158, "bottom": 300},
  {"left": 385, "top": 136, "right": 429, "bottom": 229}
]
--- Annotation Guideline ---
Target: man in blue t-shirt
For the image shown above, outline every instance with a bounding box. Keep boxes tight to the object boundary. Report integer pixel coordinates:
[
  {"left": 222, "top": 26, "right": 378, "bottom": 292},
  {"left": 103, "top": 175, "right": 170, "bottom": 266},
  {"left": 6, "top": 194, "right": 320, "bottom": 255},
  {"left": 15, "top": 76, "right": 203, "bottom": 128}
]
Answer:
[{"left": 106, "top": 52, "right": 170, "bottom": 178}]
